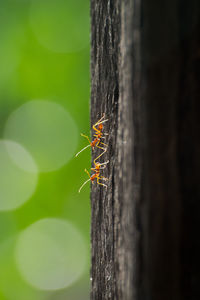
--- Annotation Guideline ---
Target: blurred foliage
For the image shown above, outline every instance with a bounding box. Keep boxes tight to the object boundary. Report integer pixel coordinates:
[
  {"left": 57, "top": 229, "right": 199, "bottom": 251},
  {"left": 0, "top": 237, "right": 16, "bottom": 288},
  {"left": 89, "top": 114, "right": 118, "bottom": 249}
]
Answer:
[{"left": 0, "top": 0, "right": 90, "bottom": 299}]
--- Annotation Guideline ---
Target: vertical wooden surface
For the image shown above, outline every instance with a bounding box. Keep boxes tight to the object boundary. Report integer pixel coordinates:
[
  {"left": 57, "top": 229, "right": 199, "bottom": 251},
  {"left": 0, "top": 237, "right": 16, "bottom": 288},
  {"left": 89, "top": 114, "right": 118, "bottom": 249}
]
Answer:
[
  {"left": 90, "top": 0, "right": 200, "bottom": 299},
  {"left": 90, "top": 0, "right": 121, "bottom": 298}
]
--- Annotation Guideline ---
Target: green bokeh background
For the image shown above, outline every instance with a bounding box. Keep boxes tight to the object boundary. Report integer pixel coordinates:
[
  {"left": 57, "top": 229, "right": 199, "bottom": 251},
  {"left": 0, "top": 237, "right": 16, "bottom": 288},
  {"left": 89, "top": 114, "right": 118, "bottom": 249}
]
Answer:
[{"left": 0, "top": 0, "right": 90, "bottom": 299}]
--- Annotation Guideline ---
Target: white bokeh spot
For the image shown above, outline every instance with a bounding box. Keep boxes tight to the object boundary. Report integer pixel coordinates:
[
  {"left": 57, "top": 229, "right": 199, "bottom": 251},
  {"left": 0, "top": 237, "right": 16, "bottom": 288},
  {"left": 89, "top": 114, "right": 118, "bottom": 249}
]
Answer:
[
  {"left": 4, "top": 100, "right": 78, "bottom": 172},
  {"left": 0, "top": 140, "right": 38, "bottom": 211},
  {"left": 15, "top": 218, "right": 87, "bottom": 291}
]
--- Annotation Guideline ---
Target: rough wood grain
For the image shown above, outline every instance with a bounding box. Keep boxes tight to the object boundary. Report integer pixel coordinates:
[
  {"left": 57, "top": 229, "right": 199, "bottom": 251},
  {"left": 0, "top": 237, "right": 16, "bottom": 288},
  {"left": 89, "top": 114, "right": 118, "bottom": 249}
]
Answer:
[
  {"left": 90, "top": 1, "right": 121, "bottom": 298},
  {"left": 90, "top": 0, "right": 200, "bottom": 299}
]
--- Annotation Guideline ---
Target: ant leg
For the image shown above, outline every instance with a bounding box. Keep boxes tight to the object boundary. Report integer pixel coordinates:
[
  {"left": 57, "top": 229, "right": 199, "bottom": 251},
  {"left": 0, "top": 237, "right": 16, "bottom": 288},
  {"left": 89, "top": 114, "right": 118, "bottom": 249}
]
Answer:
[
  {"left": 93, "top": 134, "right": 101, "bottom": 139},
  {"left": 93, "top": 119, "right": 109, "bottom": 133},
  {"left": 95, "top": 144, "right": 108, "bottom": 158},
  {"left": 99, "top": 160, "right": 109, "bottom": 165},
  {"left": 97, "top": 165, "right": 106, "bottom": 170},
  {"left": 95, "top": 118, "right": 109, "bottom": 126},
  {"left": 93, "top": 113, "right": 108, "bottom": 134},
  {"left": 99, "top": 141, "right": 108, "bottom": 148},
  {"left": 93, "top": 128, "right": 101, "bottom": 135},
  {"left": 96, "top": 161, "right": 109, "bottom": 169},
  {"left": 92, "top": 115, "right": 105, "bottom": 134},
  {"left": 97, "top": 178, "right": 107, "bottom": 188},
  {"left": 96, "top": 139, "right": 108, "bottom": 150},
  {"left": 99, "top": 176, "right": 108, "bottom": 181},
  {"left": 94, "top": 148, "right": 107, "bottom": 164},
  {"left": 93, "top": 114, "right": 105, "bottom": 127},
  {"left": 92, "top": 160, "right": 109, "bottom": 171},
  {"left": 93, "top": 134, "right": 106, "bottom": 141}
]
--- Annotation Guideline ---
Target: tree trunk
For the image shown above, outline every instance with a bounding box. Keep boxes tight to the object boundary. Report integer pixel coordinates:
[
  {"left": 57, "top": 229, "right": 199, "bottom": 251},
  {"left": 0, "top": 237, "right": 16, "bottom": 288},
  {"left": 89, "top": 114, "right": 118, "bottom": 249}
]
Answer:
[{"left": 90, "top": 0, "right": 200, "bottom": 299}]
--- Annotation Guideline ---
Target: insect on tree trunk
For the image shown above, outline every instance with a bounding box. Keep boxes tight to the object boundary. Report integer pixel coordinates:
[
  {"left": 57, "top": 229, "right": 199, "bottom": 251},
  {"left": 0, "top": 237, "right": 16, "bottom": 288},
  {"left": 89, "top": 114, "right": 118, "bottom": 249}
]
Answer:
[{"left": 90, "top": 0, "right": 200, "bottom": 299}]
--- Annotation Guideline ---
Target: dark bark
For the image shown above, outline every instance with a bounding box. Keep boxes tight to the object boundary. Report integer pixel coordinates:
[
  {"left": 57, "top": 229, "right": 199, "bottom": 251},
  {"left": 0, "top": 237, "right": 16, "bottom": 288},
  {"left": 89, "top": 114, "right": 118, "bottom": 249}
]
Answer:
[{"left": 90, "top": 0, "right": 200, "bottom": 299}]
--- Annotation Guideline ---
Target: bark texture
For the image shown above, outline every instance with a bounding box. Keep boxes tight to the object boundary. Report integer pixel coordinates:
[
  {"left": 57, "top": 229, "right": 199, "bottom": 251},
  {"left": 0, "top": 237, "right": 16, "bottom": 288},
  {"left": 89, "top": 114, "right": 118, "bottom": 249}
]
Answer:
[{"left": 90, "top": 0, "right": 200, "bottom": 299}]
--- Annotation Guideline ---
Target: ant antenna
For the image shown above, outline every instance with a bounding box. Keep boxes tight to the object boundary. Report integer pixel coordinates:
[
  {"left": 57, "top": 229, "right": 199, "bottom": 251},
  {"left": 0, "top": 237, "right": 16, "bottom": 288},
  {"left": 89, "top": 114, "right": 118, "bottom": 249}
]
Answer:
[
  {"left": 78, "top": 178, "right": 91, "bottom": 193},
  {"left": 75, "top": 144, "right": 91, "bottom": 157}
]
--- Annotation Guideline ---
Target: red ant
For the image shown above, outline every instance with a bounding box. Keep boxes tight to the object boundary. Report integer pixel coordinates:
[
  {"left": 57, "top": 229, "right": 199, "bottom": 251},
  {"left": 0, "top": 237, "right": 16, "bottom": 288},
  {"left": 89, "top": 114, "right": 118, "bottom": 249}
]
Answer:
[
  {"left": 75, "top": 114, "right": 108, "bottom": 157},
  {"left": 78, "top": 160, "right": 109, "bottom": 193}
]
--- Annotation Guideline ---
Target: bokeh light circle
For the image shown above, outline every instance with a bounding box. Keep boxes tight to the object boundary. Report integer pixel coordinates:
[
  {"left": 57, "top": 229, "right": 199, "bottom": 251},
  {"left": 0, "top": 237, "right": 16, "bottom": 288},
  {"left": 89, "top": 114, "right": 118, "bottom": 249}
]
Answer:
[
  {"left": 0, "top": 140, "right": 38, "bottom": 211},
  {"left": 4, "top": 100, "right": 78, "bottom": 172},
  {"left": 15, "top": 218, "right": 87, "bottom": 291},
  {"left": 30, "top": 0, "right": 89, "bottom": 53}
]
